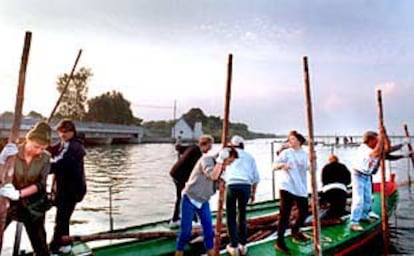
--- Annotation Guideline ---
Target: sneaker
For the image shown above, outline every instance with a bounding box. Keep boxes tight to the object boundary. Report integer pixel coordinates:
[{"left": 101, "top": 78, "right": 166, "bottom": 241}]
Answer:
[
  {"left": 368, "top": 211, "right": 379, "bottom": 219},
  {"left": 291, "top": 231, "right": 311, "bottom": 243},
  {"left": 59, "top": 245, "right": 72, "bottom": 253},
  {"left": 274, "top": 241, "right": 290, "bottom": 254},
  {"left": 238, "top": 244, "right": 248, "bottom": 256},
  {"left": 192, "top": 221, "right": 201, "bottom": 228},
  {"left": 350, "top": 224, "right": 364, "bottom": 231},
  {"left": 169, "top": 219, "right": 180, "bottom": 229},
  {"left": 226, "top": 244, "right": 239, "bottom": 256},
  {"left": 360, "top": 217, "right": 377, "bottom": 224}
]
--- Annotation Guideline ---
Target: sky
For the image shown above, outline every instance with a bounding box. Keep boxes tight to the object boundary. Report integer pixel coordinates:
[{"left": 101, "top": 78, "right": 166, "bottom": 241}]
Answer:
[{"left": 1, "top": 0, "right": 414, "bottom": 135}]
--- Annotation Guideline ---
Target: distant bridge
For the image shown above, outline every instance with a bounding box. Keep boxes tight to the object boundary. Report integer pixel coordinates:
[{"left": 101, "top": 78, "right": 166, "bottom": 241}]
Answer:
[{"left": 0, "top": 118, "right": 144, "bottom": 145}]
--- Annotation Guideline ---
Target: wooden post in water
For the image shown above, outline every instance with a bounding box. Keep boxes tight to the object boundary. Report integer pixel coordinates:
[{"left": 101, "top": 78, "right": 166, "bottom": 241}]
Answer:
[
  {"left": 403, "top": 124, "right": 414, "bottom": 187},
  {"left": 214, "top": 53, "right": 233, "bottom": 254},
  {"left": 47, "top": 49, "right": 83, "bottom": 122},
  {"left": 302, "top": 56, "right": 321, "bottom": 256},
  {"left": 0, "top": 31, "right": 32, "bottom": 251},
  {"left": 377, "top": 89, "right": 389, "bottom": 255}
]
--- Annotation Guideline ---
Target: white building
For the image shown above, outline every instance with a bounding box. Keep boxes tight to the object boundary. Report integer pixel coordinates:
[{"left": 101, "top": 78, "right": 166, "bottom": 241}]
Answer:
[{"left": 171, "top": 117, "right": 202, "bottom": 141}]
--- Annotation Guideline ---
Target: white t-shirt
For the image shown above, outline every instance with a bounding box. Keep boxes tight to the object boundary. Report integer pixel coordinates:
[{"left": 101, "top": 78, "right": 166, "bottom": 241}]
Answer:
[
  {"left": 276, "top": 148, "right": 309, "bottom": 197},
  {"left": 223, "top": 149, "right": 260, "bottom": 185},
  {"left": 352, "top": 143, "right": 379, "bottom": 175}
]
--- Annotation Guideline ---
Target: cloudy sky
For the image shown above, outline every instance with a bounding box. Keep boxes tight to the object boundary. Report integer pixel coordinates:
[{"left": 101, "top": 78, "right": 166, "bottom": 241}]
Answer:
[{"left": 1, "top": 0, "right": 413, "bottom": 135}]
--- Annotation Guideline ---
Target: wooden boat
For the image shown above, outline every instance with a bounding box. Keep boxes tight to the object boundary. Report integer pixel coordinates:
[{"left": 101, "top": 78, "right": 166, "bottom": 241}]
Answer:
[{"left": 19, "top": 176, "right": 398, "bottom": 256}]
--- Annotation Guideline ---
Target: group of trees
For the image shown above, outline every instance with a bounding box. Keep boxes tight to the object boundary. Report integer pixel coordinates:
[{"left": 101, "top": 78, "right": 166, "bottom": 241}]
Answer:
[
  {"left": 0, "top": 67, "right": 272, "bottom": 139},
  {"left": 53, "top": 67, "right": 141, "bottom": 125}
]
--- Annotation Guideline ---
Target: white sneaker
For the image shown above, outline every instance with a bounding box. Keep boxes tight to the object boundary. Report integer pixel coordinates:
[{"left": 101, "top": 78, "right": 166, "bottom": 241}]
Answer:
[
  {"left": 226, "top": 244, "right": 239, "bottom": 256},
  {"left": 238, "top": 244, "right": 248, "bottom": 255},
  {"left": 169, "top": 219, "right": 180, "bottom": 229},
  {"left": 59, "top": 244, "right": 72, "bottom": 253},
  {"left": 192, "top": 221, "right": 201, "bottom": 228},
  {"left": 368, "top": 211, "right": 379, "bottom": 219}
]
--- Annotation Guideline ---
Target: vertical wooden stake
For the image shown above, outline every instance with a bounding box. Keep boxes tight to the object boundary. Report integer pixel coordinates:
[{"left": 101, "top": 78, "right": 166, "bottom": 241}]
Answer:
[
  {"left": 302, "top": 56, "right": 321, "bottom": 256},
  {"left": 403, "top": 124, "right": 414, "bottom": 187},
  {"left": 214, "top": 53, "right": 232, "bottom": 254},
  {"left": 0, "top": 30, "right": 32, "bottom": 251},
  {"left": 377, "top": 90, "right": 389, "bottom": 255}
]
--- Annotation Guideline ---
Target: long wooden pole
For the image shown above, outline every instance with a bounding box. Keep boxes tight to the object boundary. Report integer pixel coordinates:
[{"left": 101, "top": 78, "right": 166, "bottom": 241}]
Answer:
[
  {"left": 47, "top": 49, "right": 82, "bottom": 122},
  {"left": 0, "top": 31, "right": 32, "bottom": 251},
  {"left": 403, "top": 124, "right": 414, "bottom": 187},
  {"left": 377, "top": 89, "right": 389, "bottom": 255},
  {"left": 213, "top": 53, "right": 233, "bottom": 254},
  {"left": 302, "top": 56, "right": 321, "bottom": 256}
]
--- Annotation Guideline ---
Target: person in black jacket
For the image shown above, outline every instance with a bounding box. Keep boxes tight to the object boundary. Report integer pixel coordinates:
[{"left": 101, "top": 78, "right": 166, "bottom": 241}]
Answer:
[
  {"left": 320, "top": 154, "right": 351, "bottom": 219},
  {"left": 48, "top": 119, "right": 86, "bottom": 255},
  {"left": 169, "top": 135, "right": 214, "bottom": 228}
]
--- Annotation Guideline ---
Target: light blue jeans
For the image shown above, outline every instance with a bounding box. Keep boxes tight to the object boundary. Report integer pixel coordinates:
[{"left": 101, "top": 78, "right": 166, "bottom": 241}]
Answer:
[
  {"left": 176, "top": 194, "right": 214, "bottom": 251},
  {"left": 350, "top": 171, "right": 372, "bottom": 224}
]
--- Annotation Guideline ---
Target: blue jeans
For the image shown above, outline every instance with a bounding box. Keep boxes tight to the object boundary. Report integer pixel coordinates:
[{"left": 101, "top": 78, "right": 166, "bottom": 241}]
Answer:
[
  {"left": 176, "top": 194, "right": 214, "bottom": 251},
  {"left": 350, "top": 171, "right": 372, "bottom": 224},
  {"left": 226, "top": 184, "right": 251, "bottom": 247}
]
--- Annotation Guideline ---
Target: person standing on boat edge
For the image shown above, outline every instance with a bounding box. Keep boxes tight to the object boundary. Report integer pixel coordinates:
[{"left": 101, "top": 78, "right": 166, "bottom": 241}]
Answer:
[
  {"left": 0, "top": 121, "right": 52, "bottom": 256},
  {"left": 349, "top": 129, "right": 386, "bottom": 231},
  {"left": 223, "top": 135, "right": 260, "bottom": 256},
  {"left": 47, "top": 119, "right": 87, "bottom": 254},
  {"left": 169, "top": 135, "right": 214, "bottom": 228},
  {"left": 320, "top": 154, "right": 351, "bottom": 219},
  {"left": 175, "top": 147, "right": 238, "bottom": 256},
  {"left": 273, "top": 130, "right": 311, "bottom": 254}
]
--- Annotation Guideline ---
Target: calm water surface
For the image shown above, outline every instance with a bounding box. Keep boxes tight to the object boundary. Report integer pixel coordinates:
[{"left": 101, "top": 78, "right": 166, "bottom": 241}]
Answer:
[{"left": 3, "top": 139, "right": 414, "bottom": 255}]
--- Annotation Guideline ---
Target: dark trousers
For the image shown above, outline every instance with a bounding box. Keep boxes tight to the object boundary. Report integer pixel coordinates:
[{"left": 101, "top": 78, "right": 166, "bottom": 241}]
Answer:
[
  {"left": 277, "top": 190, "right": 308, "bottom": 243},
  {"left": 172, "top": 179, "right": 186, "bottom": 221},
  {"left": 324, "top": 189, "right": 347, "bottom": 218},
  {"left": 49, "top": 200, "right": 77, "bottom": 252},
  {"left": 226, "top": 184, "right": 251, "bottom": 247},
  {"left": 6, "top": 209, "right": 49, "bottom": 256}
]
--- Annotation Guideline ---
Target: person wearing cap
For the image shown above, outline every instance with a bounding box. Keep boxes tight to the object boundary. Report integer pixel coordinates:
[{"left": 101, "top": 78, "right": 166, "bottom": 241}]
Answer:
[
  {"left": 0, "top": 121, "right": 52, "bottom": 255},
  {"left": 47, "top": 119, "right": 86, "bottom": 254},
  {"left": 320, "top": 154, "right": 351, "bottom": 219},
  {"left": 350, "top": 127, "right": 412, "bottom": 232},
  {"left": 175, "top": 147, "right": 238, "bottom": 256},
  {"left": 169, "top": 135, "right": 214, "bottom": 228},
  {"left": 273, "top": 130, "right": 310, "bottom": 254},
  {"left": 223, "top": 135, "right": 259, "bottom": 256}
]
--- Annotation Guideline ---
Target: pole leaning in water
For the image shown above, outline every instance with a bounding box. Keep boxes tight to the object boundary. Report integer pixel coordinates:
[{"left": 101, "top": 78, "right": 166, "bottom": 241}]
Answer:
[
  {"left": 403, "top": 124, "right": 414, "bottom": 187},
  {"left": 302, "top": 56, "right": 321, "bottom": 256},
  {"left": 377, "top": 90, "right": 389, "bottom": 255},
  {"left": 0, "top": 31, "right": 32, "bottom": 252},
  {"left": 214, "top": 53, "right": 233, "bottom": 254}
]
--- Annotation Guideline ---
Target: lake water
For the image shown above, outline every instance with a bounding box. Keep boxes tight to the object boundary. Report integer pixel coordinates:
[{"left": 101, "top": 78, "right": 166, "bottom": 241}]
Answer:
[{"left": 3, "top": 138, "right": 414, "bottom": 255}]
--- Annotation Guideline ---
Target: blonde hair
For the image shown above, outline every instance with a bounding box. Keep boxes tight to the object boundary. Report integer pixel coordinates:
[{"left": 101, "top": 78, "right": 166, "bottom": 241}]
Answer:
[{"left": 198, "top": 134, "right": 214, "bottom": 146}]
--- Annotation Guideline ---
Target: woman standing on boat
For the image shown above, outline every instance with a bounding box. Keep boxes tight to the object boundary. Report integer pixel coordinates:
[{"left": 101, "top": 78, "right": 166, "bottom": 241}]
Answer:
[
  {"left": 175, "top": 146, "right": 238, "bottom": 256},
  {"left": 0, "top": 121, "right": 52, "bottom": 255},
  {"left": 48, "top": 119, "right": 86, "bottom": 254},
  {"left": 273, "top": 130, "right": 310, "bottom": 254},
  {"left": 223, "top": 135, "right": 260, "bottom": 256}
]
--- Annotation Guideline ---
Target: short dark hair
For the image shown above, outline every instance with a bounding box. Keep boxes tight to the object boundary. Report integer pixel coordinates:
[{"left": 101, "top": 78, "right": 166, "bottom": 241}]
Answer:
[{"left": 56, "top": 119, "right": 77, "bottom": 134}]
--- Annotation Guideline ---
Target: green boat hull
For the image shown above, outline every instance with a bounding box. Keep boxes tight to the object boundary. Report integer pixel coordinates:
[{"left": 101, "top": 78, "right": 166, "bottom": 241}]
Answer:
[{"left": 32, "top": 180, "right": 397, "bottom": 256}]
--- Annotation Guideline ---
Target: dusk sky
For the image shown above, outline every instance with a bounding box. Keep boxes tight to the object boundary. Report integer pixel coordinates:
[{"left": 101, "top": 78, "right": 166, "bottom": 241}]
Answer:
[{"left": 1, "top": 1, "right": 414, "bottom": 135}]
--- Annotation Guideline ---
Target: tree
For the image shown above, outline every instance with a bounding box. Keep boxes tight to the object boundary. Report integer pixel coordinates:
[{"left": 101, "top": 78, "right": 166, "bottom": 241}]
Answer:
[
  {"left": 26, "top": 111, "right": 45, "bottom": 120},
  {"left": 55, "top": 67, "right": 92, "bottom": 120},
  {"left": 86, "top": 91, "right": 142, "bottom": 125}
]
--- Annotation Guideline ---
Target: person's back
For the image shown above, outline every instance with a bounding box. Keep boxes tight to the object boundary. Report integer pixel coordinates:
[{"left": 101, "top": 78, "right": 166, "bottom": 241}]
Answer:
[{"left": 320, "top": 154, "right": 351, "bottom": 219}]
